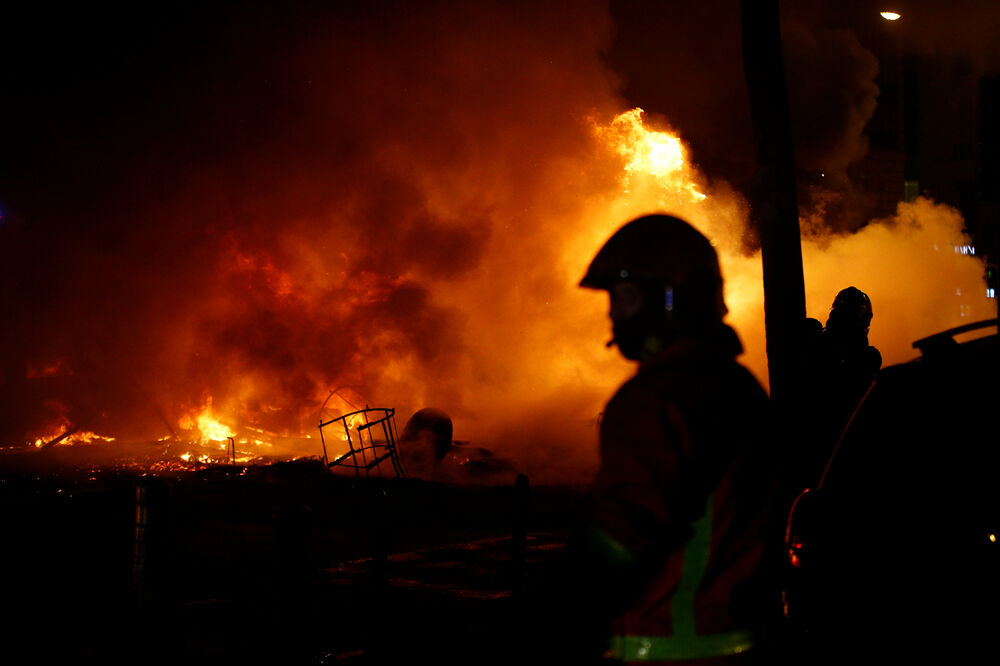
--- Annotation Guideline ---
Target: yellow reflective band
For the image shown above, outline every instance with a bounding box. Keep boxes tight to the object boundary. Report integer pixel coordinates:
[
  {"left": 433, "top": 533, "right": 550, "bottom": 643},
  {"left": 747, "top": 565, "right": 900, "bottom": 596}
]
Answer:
[
  {"left": 608, "top": 494, "right": 755, "bottom": 661},
  {"left": 672, "top": 494, "right": 713, "bottom": 637},
  {"left": 609, "top": 631, "right": 755, "bottom": 661}
]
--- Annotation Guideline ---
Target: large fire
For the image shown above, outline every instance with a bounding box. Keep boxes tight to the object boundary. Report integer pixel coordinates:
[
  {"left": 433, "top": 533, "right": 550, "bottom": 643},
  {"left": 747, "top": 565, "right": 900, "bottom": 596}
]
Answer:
[
  {"left": 16, "top": 104, "right": 994, "bottom": 480},
  {"left": 8, "top": 4, "right": 994, "bottom": 483}
]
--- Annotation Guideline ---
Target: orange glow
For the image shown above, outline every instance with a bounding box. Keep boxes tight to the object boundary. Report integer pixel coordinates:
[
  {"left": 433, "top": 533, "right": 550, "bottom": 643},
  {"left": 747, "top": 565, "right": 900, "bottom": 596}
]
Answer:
[
  {"left": 16, "top": 97, "right": 994, "bottom": 483},
  {"left": 594, "top": 108, "right": 706, "bottom": 201},
  {"left": 27, "top": 401, "right": 116, "bottom": 447},
  {"left": 318, "top": 391, "right": 379, "bottom": 461},
  {"left": 64, "top": 431, "right": 116, "bottom": 445},
  {"left": 178, "top": 400, "right": 234, "bottom": 443},
  {"left": 25, "top": 358, "right": 73, "bottom": 379},
  {"left": 788, "top": 540, "right": 805, "bottom": 568},
  {"left": 31, "top": 426, "right": 116, "bottom": 448},
  {"left": 582, "top": 107, "right": 758, "bottom": 359},
  {"left": 234, "top": 251, "right": 295, "bottom": 297},
  {"left": 577, "top": 107, "right": 995, "bottom": 401},
  {"left": 10, "top": 3, "right": 999, "bottom": 492}
]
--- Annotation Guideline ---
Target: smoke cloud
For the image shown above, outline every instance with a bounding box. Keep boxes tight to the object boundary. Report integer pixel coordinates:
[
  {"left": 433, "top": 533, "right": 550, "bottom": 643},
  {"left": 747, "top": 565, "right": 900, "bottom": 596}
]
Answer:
[{"left": 2, "top": 1, "right": 993, "bottom": 483}]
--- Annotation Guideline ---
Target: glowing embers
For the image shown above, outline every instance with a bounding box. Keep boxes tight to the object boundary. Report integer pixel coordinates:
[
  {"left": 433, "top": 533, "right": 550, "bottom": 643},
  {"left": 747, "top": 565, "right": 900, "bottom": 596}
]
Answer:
[
  {"left": 787, "top": 538, "right": 806, "bottom": 569},
  {"left": 175, "top": 401, "right": 268, "bottom": 465},
  {"left": 594, "top": 108, "right": 706, "bottom": 201},
  {"left": 28, "top": 400, "right": 115, "bottom": 448},
  {"left": 319, "top": 407, "right": 406, "bottom": 478},
  {"left": 25, "top": 357, "right": 74, "bottom": 379},
  {"left": 32, "top": 425, "right": 116, "bottom": 448},
  {"left": 178, "top": 437, "right": 238, "bottom": 465}
]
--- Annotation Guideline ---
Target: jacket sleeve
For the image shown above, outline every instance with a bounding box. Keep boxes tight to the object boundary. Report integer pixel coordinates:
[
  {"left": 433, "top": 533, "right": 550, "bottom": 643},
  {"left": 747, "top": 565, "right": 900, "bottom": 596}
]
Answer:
[{"left": 589, "top": 378, "right": 698, "bottom": 563}]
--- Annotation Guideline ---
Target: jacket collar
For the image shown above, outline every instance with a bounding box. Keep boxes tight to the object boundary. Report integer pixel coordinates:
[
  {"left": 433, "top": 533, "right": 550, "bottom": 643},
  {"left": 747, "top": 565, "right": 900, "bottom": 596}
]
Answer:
[{"left": 638, "top": 323, "right": 744, "bottom": 372}]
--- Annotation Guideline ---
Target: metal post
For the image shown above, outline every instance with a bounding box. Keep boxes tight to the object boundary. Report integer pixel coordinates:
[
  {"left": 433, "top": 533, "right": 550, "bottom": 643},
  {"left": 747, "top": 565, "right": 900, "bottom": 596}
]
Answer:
[
  {"left": 133, "top": 478, "right": 170, "bottom": 610},
  {"left": 741, "top": 0, "right": 807, "bottom": 408},
  {"left": 512, "top": 473, "right": 529, "bottom": 590}
]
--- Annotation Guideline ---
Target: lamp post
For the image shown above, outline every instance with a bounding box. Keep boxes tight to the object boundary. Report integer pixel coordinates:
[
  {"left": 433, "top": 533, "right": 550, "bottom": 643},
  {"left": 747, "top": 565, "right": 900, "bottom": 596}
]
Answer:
[{"left": 740, "top": 0, "right": 805, "bottom": 408}]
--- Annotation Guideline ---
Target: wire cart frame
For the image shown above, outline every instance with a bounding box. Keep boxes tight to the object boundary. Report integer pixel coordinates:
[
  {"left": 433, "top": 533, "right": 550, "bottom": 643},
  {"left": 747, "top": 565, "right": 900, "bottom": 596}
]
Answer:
[{"left": 319, "top": 407, "right": 406, "bottom": 478}]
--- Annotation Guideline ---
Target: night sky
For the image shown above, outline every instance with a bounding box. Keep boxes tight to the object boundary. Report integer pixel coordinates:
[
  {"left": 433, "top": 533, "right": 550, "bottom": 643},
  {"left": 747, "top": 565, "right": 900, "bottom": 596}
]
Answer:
[{"left": 6, "top": 1, "right": 999, "bottom": 208}]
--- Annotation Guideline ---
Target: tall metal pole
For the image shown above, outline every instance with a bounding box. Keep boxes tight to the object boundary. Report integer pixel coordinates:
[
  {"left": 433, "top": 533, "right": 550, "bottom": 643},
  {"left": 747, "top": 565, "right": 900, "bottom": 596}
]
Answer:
[{"left": 741, "top": 0, "right": 806, "bottom": 408}]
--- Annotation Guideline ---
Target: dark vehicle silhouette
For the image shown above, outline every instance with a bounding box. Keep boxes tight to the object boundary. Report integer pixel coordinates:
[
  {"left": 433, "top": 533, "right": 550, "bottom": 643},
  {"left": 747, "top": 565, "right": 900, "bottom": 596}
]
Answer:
[{"left": 782, "top": 319, "right": 999, "bottom": 662}]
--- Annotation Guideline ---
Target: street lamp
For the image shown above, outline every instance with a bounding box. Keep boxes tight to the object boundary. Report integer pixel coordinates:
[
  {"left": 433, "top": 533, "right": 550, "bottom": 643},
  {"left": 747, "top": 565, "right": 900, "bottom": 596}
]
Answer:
[{"left": 880, "top": 11, "right": 901, "bottom": 21}]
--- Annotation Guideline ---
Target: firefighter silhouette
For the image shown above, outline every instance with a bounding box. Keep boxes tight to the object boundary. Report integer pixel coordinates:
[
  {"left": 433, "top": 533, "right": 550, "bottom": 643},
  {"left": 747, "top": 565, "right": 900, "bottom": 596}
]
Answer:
[
  {"left": 555, "top": 214, "right": 780, "bottom": 663},
  {"left": 798, "top": 286, "right": 882, "bottom": 484}
]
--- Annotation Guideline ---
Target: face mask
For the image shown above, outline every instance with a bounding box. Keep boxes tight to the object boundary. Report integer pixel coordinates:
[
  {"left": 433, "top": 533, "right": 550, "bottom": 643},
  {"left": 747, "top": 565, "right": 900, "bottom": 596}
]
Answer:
[{"left": 612, "top": 317, "right": 648, "bottom": 361}]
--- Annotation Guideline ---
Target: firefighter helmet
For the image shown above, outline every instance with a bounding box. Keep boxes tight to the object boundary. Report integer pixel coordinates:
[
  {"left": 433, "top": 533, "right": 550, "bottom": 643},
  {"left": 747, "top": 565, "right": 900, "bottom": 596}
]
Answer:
[
  {"left": 826, "top": 286, "right": 873, "bottom": 333},
  {"left": 580, "top": 214, "right": 727, "bottom": 325}
]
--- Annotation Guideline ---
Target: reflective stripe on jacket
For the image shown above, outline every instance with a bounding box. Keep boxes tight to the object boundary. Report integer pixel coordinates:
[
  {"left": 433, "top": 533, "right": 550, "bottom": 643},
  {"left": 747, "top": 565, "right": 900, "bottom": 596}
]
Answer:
[
  {"left": 591, "top": 325, "right": 778, "bottom": 663},
  {"left": 609, "top": 496, "right": 754, "bottom": 661}
]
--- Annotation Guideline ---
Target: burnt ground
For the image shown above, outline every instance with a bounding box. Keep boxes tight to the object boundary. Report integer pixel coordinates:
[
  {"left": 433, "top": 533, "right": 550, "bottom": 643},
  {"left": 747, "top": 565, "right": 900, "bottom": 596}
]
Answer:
[{"left": 0, "top": 454, "right": 588, "bottom": 665}]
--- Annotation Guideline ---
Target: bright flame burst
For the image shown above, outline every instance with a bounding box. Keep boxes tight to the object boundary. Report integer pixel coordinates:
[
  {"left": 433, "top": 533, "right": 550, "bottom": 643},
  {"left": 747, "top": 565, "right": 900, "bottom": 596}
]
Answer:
[
  {"left": 172, "top": 401, "right": 276, "bottom": 466},
  {"left": 595, "top": 108, "right": 707, "bottom": 201},
  {"left": 584, "top": 106, "right": 751, "bottom": 321},
  {"left": 178, "top": 401, "right": 234, "bottom": 443}
]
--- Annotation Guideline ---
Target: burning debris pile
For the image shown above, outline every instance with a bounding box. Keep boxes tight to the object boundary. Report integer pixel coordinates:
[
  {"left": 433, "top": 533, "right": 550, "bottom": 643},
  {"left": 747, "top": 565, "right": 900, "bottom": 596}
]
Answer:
[{"left": 3, "top": 2, "right": 995, "bottom": 481}]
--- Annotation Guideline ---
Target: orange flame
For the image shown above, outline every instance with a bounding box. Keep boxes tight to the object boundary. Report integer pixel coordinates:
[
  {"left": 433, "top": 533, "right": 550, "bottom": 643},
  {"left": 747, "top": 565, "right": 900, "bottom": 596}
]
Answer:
[
  {"left": 594, "top": 108, "right": 707, "bottom": 201},
  {"left": 31, "top": 426, "right": 116, "bottom": 448},
  {"left": 27, "top": 400, "right": 116, "bottom": 448},
  {"left": 582, "top": 106, "right": 994, "bottom": 395},
  {"left": 178, "top": 400, "right": 234, "bottom": 443}
]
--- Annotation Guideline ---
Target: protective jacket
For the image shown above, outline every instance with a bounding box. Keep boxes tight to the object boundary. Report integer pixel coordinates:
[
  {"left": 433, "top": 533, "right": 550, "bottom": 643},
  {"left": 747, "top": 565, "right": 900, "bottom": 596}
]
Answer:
[{"left": 589, "top": 323, "right": 779, "bottom": 663}]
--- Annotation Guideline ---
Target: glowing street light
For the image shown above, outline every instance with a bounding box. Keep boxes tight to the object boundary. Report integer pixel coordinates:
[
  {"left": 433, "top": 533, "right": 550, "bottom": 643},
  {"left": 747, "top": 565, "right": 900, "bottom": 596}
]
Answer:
[{"left": 880, "top": 11, "right": 902, "bottom": 21}]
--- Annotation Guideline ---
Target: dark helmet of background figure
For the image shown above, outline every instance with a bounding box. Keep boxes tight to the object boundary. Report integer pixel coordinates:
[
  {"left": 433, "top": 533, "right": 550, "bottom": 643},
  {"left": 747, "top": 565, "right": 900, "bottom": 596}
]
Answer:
[
  {"left": 827, "top": 286, "right": 873, "bottom": 332},
  {"left": 579, "top": 214, "right": 727, "bottom": 327}
]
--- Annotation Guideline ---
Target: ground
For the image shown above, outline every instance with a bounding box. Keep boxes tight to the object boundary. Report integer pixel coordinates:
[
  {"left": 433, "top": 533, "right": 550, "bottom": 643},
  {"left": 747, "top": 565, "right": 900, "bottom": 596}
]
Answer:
[{"left": 0, "top": 454, "right": 585, "bottom": 664}]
